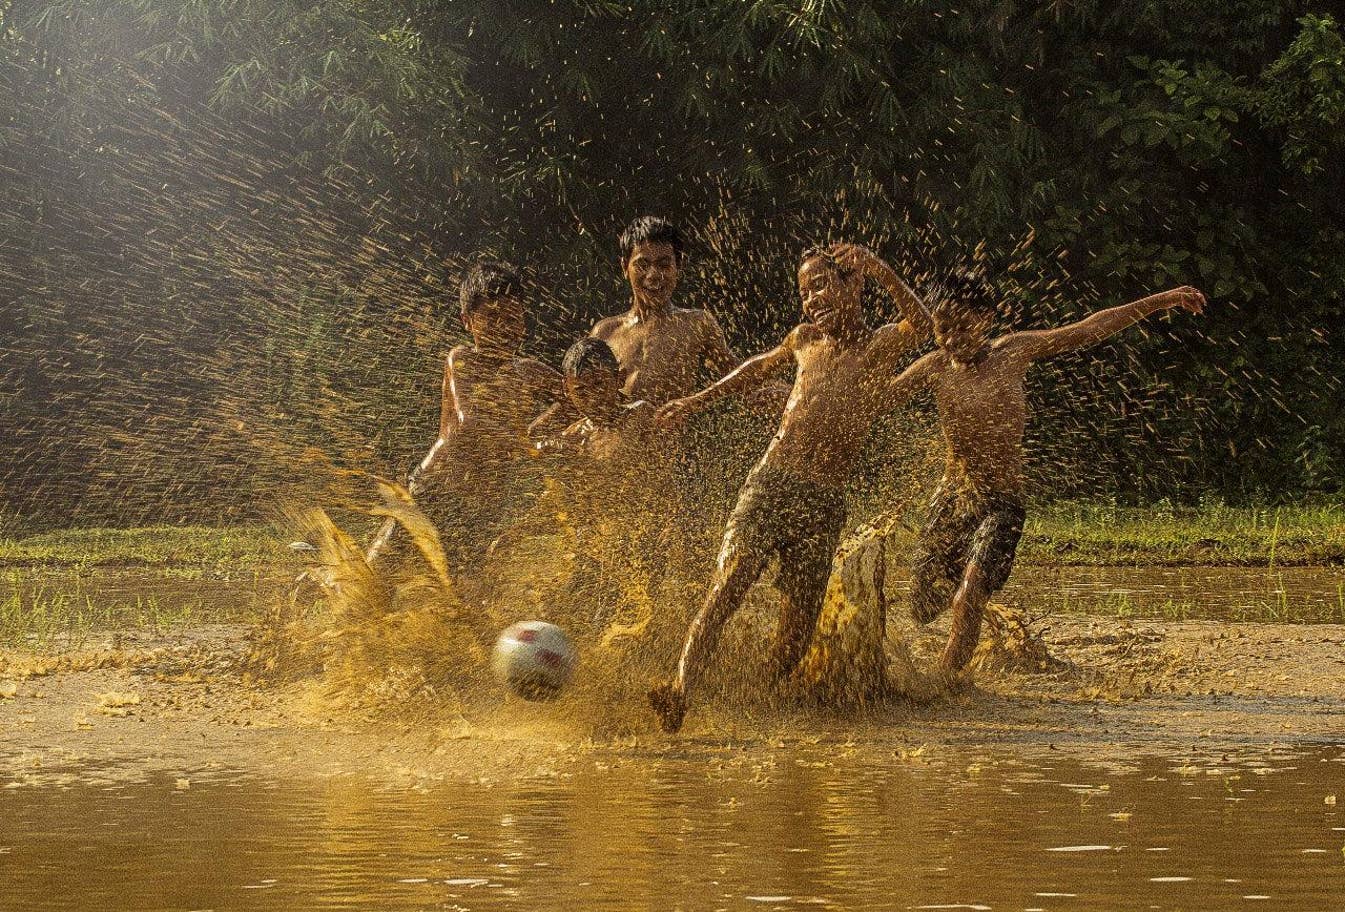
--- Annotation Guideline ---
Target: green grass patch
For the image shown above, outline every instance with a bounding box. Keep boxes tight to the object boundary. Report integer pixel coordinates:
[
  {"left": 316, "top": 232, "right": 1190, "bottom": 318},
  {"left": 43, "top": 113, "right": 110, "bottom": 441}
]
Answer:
[
  {"left": 0, "top": 524, "right": 284, "bottom": 574},
  {"left": 1020, "top": 502, "right": 1345, "bottom": 567}
]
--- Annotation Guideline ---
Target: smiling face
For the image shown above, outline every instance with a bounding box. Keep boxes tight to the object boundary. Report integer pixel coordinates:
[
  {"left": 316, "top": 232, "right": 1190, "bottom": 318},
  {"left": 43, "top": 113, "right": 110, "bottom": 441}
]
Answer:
[
  {"left": 797, "top": 255, "right": 862, "bottom": 333},
  {"left": 624, "top": 240, "right": 680, "bottom": 309},
  {"left": 464, "top": 294, "right": 526, "bottom": 355}
]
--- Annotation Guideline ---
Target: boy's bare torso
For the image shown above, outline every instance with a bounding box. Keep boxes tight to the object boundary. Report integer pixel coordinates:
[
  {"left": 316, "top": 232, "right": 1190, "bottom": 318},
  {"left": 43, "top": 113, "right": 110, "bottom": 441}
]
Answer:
[
  {"left": 592, "top": 308, "right": 728, "bottom": 404},
  {"left": 447, "top": 347, "right": 559, "bottom": 462},
  {"left": 927, "top": 340, "right": 1032, "bottom": 498},
  {"left": 763, "top": 322, "right": 920, "bottom": 486},
  {"left": 562, "top": 401, "right": 658, "bottom": 465}
]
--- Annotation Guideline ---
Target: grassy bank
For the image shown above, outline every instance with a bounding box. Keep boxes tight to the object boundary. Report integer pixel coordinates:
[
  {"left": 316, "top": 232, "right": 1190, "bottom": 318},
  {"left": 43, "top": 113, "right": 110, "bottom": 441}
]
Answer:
[
  {"left": 1, "top": 503, "right": 1342, "bottom": 572},
  {"left": 1020, "top": 502, "right": 1345, "bottom": 567},
  {"left": 0, "top": 525, "right": 285, "bottom": 575}
]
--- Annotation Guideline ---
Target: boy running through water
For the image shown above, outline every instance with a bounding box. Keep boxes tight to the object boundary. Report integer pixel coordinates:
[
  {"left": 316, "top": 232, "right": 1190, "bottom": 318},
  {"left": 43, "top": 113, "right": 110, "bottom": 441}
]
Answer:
[
  {"left": 885, "top": 271, "right": 1206, "bottom": 673},
  {"left": 366, "top": 259, "right": 567, "bottom": 567},
  {"left": 647, "top": 243, "right": 931, "bottom": 733}
]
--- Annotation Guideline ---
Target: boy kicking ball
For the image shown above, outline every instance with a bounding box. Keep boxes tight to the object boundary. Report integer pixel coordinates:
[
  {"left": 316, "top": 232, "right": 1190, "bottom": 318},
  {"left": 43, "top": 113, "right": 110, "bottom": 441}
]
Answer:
[{"left": 647, "top": 242, "right": 931, "bottom": 733}]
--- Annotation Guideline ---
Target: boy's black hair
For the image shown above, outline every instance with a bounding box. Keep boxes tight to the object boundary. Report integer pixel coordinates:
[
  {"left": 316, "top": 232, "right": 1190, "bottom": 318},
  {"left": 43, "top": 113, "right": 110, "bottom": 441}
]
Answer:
[
  {"left": 458, "top": 258, "right": 521, "bottom": 324},
  {"left": 924, "top": 266, "right": 997, "bottom": 317},
  {"left": 562, "top": 337, "right": 620, "bottom": 378},
  {"left": 619, "top": 216, "right": 684, "bottom": 265},
  {"left": 799, "top": 245, "right": 857, "bottom": 278}
]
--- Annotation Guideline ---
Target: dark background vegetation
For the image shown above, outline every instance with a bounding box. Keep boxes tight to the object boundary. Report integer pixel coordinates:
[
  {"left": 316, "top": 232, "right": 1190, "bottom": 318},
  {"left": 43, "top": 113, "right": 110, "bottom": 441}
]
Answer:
[{"left": 2, "top": 0, "right": 1342, "bottom": 527}]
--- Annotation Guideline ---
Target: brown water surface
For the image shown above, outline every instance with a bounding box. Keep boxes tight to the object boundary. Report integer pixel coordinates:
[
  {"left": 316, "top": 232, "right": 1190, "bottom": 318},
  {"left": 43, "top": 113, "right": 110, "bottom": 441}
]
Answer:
[{"left": 2, "top": 744, "right": 1342, "bottom": 911}]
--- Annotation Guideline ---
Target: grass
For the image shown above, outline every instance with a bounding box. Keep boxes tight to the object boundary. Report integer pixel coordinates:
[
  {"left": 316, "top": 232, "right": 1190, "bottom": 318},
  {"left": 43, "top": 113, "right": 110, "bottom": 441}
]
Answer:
[
  {"left": 1052, "top": 579, "right": 1345, "bottom": 624},
  {"left": 0, "top": 504, "right": 1341, "bottom": 644},
  {"left": 1019, "top": 501, "right": 1345, "bottom": 567},
  {"left": 0, "top": 524, "right": 285, "bottom": 576},
  {"left": 0, "top": 571, "right": 244, "bottom": 650}
]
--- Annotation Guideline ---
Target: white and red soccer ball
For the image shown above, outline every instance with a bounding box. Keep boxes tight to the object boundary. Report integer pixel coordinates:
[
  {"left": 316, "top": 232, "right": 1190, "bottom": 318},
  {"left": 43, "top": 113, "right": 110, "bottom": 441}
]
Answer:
[{"left": 491, "top": 620, "right": 576, "bottom": 701}]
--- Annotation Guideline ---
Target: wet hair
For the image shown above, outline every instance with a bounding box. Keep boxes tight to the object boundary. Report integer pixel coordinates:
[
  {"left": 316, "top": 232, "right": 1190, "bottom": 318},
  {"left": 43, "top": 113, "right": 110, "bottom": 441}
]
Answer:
[
  {"left": 458, "top": 258, "right": 521, "bottom": 324},
  {"left": 924, "top": 267, "right": 997, "bottom": 318},
  {"left": 619, "top": 216, "right": 684, "bottom": 265},
  {"left": 798, "top": 245, "right": 857, "bottom": 279},
  {"left": 562, "top": 337, "right": 620, "bottom": 378}
]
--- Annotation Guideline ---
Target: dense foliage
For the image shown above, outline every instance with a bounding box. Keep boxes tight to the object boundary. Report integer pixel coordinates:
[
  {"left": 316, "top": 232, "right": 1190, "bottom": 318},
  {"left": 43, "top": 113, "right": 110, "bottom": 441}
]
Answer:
[{"left": 1, "top": 0, "right": 1342, "bottom": 525}]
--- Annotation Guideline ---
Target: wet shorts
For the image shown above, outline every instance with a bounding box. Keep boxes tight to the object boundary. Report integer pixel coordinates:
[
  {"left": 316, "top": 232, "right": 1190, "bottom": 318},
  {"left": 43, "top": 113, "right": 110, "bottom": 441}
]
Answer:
[
  {"left": 911, "top": 485, "right": 1026, "bottom": 622},
  {"left": 722, "top": 465, "right": 848, "bottom": 601}
]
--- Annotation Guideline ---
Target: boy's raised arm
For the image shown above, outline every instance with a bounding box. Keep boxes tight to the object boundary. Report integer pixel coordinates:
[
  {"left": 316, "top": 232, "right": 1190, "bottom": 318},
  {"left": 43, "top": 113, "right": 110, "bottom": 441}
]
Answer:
[
  {"left": 1005, "top": 286, "right": 1205, "bottom": 361},
  {"left": 832, "top": 242, "right": 932, "bottom": 339},
  {"left": 656, "top": 336, "right": 795, "bottom": 426}
]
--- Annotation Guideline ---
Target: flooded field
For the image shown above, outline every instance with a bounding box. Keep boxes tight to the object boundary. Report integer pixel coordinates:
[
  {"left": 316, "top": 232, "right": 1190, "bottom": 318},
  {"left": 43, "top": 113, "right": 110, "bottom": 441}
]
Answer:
[
  {"left": 1000, "top": 565, "right": 1345, "bottom": 623},
  {"left": 2, "top": 743, "right": 1342, "bottom": 911},
  {"left": 4, "top": 563, "right": 1342, "bottom": 650}
]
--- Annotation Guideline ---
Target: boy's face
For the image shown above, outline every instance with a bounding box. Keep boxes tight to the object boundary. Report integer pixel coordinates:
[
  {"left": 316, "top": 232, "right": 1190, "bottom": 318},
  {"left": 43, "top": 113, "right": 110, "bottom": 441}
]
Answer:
[
  {"left": 933, "top": 307, "right": 994, "bottom": 362},
  {"left": 624, "top": 240, "right": 679, "bottom": 307},
  {"left": 565, "top": 368, "right": 622, "bottom": 420},
  {"left": 798, "top": 256, "right": 862, "bottom": 332},
  {"left": 465, "top": 295, "right": 526, "bottom": 353}
]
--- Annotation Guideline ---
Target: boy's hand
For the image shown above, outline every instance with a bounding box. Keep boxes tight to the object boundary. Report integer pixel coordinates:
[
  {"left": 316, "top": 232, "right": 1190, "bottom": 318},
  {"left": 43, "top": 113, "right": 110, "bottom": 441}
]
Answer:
[
  {"left": 1168, "top": 286, "right": 1206, "bottom": 315},
  {"left": 655, "top": 396, "right": 701, "bottom": 427},
  {"left": 828, "top": 242, "right": 887, "bottom": 279}
]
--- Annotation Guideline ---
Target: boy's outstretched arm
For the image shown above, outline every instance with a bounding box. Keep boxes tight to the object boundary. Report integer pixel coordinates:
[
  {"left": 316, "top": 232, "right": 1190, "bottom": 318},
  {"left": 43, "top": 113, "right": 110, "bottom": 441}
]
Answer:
[
  {"left": 881, "top": 350, "right": 940, "bottom": 413},
  {"left": 832, "top": 242, "right": 933, "bottom": 339},
  {"left": 1004, "top": 286, "right": 1206, "bottom": 362},
  {"left": 656, "top": 335, "right": 795, "bottom": 426},
  {"left": 698, "top": 310, "right": 741, "bottom": 379}
]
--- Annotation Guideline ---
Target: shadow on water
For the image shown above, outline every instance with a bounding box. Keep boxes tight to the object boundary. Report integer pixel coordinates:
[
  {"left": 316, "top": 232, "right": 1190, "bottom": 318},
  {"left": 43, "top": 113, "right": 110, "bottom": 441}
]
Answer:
[{"left": 1, "top": 745, "right": 1342, "bottom": 910}]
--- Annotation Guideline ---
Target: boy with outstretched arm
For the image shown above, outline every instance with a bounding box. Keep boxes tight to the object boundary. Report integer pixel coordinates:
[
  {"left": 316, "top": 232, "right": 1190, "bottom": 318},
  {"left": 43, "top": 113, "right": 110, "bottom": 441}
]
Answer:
[
  {"left": 647, "top": 242, "right": 931, "bottom": 733},
  {"left": 366, "top": 258, "right": 567, "bottom": 566},
  {"left": 883, "top": 271, "right": 1206, "bottom": 673}
]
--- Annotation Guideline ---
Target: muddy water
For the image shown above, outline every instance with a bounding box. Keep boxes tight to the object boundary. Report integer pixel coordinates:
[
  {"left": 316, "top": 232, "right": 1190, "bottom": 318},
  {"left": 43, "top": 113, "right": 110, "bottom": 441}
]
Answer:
[
  {"left": 2, "top": 745, "right": 1342, "bottom": 910},
  {"left": 2, "top": 565, "right": 1343, "bottom": 640},
  {"left": 877, "top": 566, "right": 1345, "bottom": 623}
]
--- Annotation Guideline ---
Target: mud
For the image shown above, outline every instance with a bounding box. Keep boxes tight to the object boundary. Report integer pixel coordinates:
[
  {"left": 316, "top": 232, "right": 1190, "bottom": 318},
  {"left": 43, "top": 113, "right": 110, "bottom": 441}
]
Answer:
[{"left": 3, "top": 613, "right": 1343, "bottom": 788}]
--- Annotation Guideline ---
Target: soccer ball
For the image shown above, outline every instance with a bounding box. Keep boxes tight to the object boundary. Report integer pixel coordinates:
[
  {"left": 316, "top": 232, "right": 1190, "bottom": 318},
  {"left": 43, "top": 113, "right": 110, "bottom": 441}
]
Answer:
[{"left": 491, "top": 621, "right": 576, "bottom": 701}]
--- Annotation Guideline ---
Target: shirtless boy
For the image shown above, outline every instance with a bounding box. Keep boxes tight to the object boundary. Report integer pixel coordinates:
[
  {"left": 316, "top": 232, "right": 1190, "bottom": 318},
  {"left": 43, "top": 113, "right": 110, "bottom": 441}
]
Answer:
[
  {"left": 590, "top": 216, "right": 740, "bottom": 404},
  {"left": 647, "top": 242, "right": 931, "bottom": 733},
  {"left": 366, "top": 258, "right": 567, "bottom": 566},
  {"left": 542, "top": 337, "right": 661, "bottom": 465},
  {"left": 883, "top": 271, "right": 1206, "bottom": 673}
]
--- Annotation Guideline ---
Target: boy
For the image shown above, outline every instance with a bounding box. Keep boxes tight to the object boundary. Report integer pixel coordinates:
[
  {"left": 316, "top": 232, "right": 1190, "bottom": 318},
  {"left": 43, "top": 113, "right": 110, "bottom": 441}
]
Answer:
[
  {"left": 365, "top": 258, "right": 568, "bottom": 566},
  {"left": 647, "top": 242, "right": 931, "bottom": 733},
  {"left": 540, "top": 337, "right": 662, "bottom": 464},
  {"left": 534, "top": 337, "right": 680, "bottom": 633},
  {"left": 883, "top": 271, "right": 1206, "bottom": 673},
  {"left": 590, "top": 216, "right": 741, "bottom": 405}
]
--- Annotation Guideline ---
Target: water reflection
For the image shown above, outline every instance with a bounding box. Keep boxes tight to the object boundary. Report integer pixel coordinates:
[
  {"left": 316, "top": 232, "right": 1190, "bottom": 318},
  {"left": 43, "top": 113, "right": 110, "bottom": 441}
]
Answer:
[{"left": 2, "top": 745, "right": 1342, "bottom": 910}]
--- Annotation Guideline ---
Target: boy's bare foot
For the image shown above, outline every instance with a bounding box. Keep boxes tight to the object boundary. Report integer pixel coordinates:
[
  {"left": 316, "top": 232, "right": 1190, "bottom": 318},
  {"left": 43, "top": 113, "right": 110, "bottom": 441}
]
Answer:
[{"left": 648, "top": 682, "right": 687, "bottom": 733}]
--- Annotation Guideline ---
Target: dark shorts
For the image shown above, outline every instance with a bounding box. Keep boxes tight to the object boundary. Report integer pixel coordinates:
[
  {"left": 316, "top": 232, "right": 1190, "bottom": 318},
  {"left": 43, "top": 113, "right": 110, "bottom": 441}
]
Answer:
[
  {"left": 911, "top": 485, "right": 1025, "bottom": 621},
  {"left": 722, "top": 465, "right": 848, "bottom": 606}
]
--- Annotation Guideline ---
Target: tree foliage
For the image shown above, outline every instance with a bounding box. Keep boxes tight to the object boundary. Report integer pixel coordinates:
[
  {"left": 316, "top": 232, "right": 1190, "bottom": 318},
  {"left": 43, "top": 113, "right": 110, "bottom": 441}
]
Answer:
[{"left": 1, "top": 0, "right": 1342, "bottom": 524}]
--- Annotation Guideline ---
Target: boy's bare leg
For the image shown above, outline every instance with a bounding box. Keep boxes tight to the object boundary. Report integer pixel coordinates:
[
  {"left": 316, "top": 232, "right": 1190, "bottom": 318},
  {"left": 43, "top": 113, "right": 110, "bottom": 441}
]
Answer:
[
  {"left": 939, "top": 562, "right": 991, "bottom": 673},
  {"left": 767, "top": 558, "right": 831, "bottom": 684},
  {"left": 650, "top": 544, "right": 766, "bottom": 733}
]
